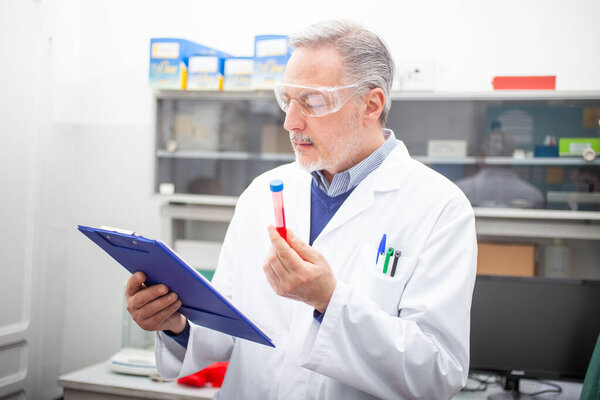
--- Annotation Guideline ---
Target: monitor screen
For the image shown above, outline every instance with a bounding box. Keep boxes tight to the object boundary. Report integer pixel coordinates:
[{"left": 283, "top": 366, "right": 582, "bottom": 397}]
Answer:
[{"left": 470, "top": 276, "right": 600, "bottom": 381}]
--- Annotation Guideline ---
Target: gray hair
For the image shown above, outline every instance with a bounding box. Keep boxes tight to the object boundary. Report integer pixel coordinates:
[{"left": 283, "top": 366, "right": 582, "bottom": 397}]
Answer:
[{"left": 289, "top": 19, "right": 395, "bottom": 126}]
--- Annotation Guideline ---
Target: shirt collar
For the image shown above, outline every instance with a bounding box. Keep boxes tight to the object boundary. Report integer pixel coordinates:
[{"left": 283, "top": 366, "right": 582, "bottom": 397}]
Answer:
[{"left": 311, "top": 129, "right": 397, "bottom": 197}]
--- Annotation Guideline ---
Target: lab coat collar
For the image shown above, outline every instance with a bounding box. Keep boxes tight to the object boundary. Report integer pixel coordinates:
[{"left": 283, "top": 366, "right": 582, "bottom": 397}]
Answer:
[
  {"left": 285, "top": 163, "right": 313, "bottom": 244},
  {"left": 313, "top": 140, "right": 413, "bottom": 241},
  {"left": 370, "top": 140, "right": 412, "bottom": 192}
]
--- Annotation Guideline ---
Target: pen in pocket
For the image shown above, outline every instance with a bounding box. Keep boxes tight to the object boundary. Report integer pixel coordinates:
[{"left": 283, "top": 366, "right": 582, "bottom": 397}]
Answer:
[
  {"left": 391, "top": 250, "right": 401, "bottom": 277},
  {"left": 383, "top": 247, "right": 394, "bottom": 274},
  {"left": 376, "top": 233, "right": 387, "bottom": 264}
]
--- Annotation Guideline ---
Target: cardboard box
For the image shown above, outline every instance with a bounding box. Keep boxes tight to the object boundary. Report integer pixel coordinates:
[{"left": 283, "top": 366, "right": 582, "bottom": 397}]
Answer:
[
  {"left": 187, "top": 55, "right": 227, "bottom": 91},
  {"left": 545, "top": 166, "right": 564, "bottom": 184},
  {"left": 583, "top": 108, "right": 600, "bottom": 129},
  {"left": 149, "top": 38, "right": 228, "bottom": 90},
  {"left": 252, "top": 35, "right": 291, "bottom": 90},
  {"left": 477, "top": 242, "right": 536, "bottom": 277},
  {"left": 223, "top": 57, "right": 254, "bottom": 91},
  {"left": 558, "top": 138, "right": 600, "bottom": 156}
]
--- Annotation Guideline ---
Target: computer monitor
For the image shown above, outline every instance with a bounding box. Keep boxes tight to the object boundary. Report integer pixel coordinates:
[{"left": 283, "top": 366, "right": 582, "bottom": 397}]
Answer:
[{"left": 470, "top": 275, "right": 600, "bottom": 399}]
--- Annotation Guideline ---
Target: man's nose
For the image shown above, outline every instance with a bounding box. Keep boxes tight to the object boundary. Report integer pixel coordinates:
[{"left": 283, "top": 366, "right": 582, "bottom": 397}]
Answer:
[{"left": 283, "top": 100, "right": 306, "bottom": 133}]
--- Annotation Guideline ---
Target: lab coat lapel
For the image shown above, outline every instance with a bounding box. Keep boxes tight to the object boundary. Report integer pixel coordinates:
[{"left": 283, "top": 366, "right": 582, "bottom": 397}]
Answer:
[
  {"left": 286, "top": 167, "right": 313, "bottom": 244},
  {"left": 315, "top": 143, "right": 409, "bottom": 240},
  {"left": 317, "top": 175, "right": 375, "bottom": 239}
]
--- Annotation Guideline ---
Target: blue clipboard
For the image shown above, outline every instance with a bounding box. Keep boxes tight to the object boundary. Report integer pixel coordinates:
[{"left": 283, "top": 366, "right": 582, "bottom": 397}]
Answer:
[{"left": 78, "top": 225, "right": 274, "bottom": 348}]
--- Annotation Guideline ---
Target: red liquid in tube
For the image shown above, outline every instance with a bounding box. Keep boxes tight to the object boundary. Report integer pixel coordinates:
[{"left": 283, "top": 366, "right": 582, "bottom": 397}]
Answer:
[{"left": 270, "top": 180, "right": 286, "bottom": 240}]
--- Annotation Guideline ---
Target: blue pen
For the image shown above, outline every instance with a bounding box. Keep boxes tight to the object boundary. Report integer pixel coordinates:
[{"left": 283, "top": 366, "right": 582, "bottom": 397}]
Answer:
[{"left": 376, "top": 234, "right": 387, "bottom": 264}]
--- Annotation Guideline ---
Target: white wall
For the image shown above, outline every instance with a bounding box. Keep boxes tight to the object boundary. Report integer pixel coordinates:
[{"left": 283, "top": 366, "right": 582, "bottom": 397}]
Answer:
[{"left": 1, "top": 0, "right": 599, "bottom": 397}]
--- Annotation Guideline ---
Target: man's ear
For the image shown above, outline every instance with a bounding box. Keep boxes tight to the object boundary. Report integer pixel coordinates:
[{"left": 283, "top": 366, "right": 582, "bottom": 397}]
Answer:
[{"left": 362, "top": 88, "right": 385, "bottom": 127}]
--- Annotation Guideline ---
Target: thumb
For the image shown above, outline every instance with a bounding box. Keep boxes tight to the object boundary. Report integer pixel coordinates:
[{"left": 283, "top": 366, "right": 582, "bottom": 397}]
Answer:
[{"left": 286, "top": 229, "right": 319, "bottom": 263}]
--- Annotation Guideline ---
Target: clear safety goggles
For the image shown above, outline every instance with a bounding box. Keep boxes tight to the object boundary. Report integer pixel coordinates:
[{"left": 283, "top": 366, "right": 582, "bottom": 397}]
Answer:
[{"left": 273, "top": 82, "right": 360, "bottom": 117}]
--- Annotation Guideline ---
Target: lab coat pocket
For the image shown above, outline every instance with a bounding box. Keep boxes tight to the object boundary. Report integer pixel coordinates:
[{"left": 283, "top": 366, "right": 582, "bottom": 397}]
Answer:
[{"left": 363, "top": 254, "right": 418, "bottom": 316}]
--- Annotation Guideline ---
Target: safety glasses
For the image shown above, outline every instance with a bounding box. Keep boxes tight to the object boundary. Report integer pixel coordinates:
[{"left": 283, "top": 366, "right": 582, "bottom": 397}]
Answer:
[{"left": 273, "top": 82, "right": 360, "bottom": 117}]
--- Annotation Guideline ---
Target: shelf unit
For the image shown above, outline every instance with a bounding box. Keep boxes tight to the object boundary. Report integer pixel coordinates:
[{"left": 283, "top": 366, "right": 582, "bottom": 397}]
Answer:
[
  {"left": 154, "top": 89, "right": 600, "bottom": 279},
  {"left": 157, "top": 150, "right": 599, "bottom": 166},
  {"left": 415, "top": 156, "right": 600, "bottom": 166},
  {"left": 159, "top": 195, "right": 600, "bottom": 240},
  {"left": 156, "top": 89, "right": 600, "bottom": 101},
  {"left": 157, "top": 149, "right": 295, "bottom": 162},
  {"left": 388, "top": 90, "right": 600, "bottom": 101},
  {"left": 473, "top": 208, "right": 600, "bottom": 240}
]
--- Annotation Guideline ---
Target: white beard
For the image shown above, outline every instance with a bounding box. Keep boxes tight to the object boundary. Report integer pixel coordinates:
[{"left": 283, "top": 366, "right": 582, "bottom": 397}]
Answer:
[{"left": 289, "top": 112, "right": 362, "bottom": 175}]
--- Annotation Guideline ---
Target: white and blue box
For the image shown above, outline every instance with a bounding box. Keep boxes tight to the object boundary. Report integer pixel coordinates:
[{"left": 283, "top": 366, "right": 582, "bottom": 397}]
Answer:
[
  {"left": 149, "top": 38, "right": 228, "bottom": 90},
  {"left": 252, "top": 35, "right": 291, "bottom": 90},
  {"left": 223, "top": 57, "right": 254, "bottom": 91},
  {"left": 187, "top": 54, "right": 229, "bottom": 91}
]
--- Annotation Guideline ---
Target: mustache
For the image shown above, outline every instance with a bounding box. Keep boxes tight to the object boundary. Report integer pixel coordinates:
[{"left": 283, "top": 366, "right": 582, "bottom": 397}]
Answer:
[{"left": 289, "top": 132, "right": 313, "bottom": 144}]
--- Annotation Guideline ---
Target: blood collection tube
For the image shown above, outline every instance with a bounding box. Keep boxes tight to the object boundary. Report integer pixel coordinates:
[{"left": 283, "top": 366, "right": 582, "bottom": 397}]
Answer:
[{"left": 270, "top": 179, "right": 287, "bottom": 240}]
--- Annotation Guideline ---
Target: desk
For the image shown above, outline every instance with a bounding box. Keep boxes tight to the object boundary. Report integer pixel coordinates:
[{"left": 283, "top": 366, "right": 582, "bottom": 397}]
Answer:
[
  {"left": 60, "top": 362, "right": 583, "bottom": 400},
  {"left": 59, "top": 362, "right": 218, "bottom": 400}
]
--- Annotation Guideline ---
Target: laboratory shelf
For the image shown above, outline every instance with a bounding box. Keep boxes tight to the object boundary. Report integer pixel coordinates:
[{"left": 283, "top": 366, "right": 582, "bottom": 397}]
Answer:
[
  {"left": 158, "top": 194, "right": 600, "bottom": 241},
  {"left": 155, "top": 89, "right": 600, "bottom": 102},
  {"left": 414, "top": 156, "right": 600, "bottom": 166},
  {"left": 154, "top": 89, "right": 600, "bottom": 279},
  {"left": 156, "top": 149, "right": 295, "bottom": 162},
  {"left": 473, "top": 207, "right": 600, "bottom": 221},
  {"left": 155, "top": 89, "right": 275, "bottom": 101},
  {"left": 159, "top": 193, "right": 238, "bottom": 207},
  {"left": 389, "top": 90, "right": 600, "bottom": 101},
  {"left": 473, "top": 207, "right": 600, "bottom": 240},
  {"left": 159, "top": 152, "right": 598, "bottom": 166}
]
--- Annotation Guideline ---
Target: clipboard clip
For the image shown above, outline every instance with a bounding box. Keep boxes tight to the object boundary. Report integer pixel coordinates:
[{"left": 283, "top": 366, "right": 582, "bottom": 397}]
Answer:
[{"left": 100, "top": 226, "right": 138, "bottom": 236}]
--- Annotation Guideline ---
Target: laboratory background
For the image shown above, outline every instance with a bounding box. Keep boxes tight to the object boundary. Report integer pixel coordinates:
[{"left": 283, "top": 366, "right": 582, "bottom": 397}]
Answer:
[{"left": 1, "top": 0, "right": 600, "bottom": 399}]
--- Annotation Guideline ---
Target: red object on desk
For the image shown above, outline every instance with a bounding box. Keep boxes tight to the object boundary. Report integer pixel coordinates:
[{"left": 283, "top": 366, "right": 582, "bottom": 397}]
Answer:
[
  {"left": 177, "top": 362, "right": 228, "bottom": 388},
  {"left": 492, "top": 76, "right": 556, "bottom": 90}
]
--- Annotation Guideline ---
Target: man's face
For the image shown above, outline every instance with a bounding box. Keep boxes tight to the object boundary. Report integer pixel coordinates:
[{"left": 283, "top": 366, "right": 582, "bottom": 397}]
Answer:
[{"left": 282, "top": 46, "right": 364, "bottom": 177}]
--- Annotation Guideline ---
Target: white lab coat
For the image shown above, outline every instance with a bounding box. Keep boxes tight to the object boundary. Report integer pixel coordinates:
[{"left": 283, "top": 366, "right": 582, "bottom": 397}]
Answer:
[{"left": 156, "top": 140, "right": 478, "bottom": 400}]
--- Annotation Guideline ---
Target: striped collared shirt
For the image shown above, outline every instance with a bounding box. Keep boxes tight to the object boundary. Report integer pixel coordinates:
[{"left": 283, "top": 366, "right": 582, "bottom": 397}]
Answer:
[{"left": 311, "top": 129, "right": 398, "bottom": 197}]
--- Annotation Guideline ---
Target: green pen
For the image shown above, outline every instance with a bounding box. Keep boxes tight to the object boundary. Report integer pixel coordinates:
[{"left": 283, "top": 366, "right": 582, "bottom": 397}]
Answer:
[{"left": 383, "top": 247, "right": 394, "bottom": 274}]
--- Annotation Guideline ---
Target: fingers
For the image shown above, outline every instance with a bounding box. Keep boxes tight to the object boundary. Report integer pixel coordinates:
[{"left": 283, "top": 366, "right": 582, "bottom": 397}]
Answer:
[
  {"left": 285, "top": 229, "right": 320, "bottom": 264},
  {"left": 264, "top": 228, "right": 310, "bottom": 299},
  {"left": 263, "top": 256, "right": 294, "bottom": 299},
  {"left": 263, "top": 259, "right": 281, "bottom": 291},
  {"left": 127, "top": 289, "right": 182, "bottom": 331},
  {"left": 125, "top": 271, "right": 147, "bottom": 297},
  {"left": 267, "top": 225, "right": 321, "bottom": 266},
  {"left": 264, "top": 239, "right": 294, "bottom": 280},
  {"left": 137, "top": 298, "right": 183, "bottom": 332},
  {"left": 267, "top": 224, "right": 288, "bottom": 248},
  {"left": 263, "top": 241, "right": 294, "bottom": 297},
  {"left": 263, "top": 246, "right": 283, "bottom": 279},
  {"left": 125, "top": 271, "right": 184, "bottom": 331},
  {"left": 267, "top": 226, "right": 305, "bottom": 270},
  {"left": 129, "top": 282, "right": 170, "bottom": 310},
  {"left": 263, "top": 226, "right": 336, "bottom": 309}
]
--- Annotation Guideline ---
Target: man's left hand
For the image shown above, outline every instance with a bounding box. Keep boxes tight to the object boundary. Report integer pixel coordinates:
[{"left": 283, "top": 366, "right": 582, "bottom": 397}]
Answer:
[{"left": 263, "top": 226, "right": 336, "bottom": 313}]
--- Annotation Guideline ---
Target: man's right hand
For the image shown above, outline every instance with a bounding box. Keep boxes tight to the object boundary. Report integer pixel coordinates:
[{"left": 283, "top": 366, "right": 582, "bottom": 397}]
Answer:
[{"left": 125, "top": 271, "right": 187, "bottom": 335}]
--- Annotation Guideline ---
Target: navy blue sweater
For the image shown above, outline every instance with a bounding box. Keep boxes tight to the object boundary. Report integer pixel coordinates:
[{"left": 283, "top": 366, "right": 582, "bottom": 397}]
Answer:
[{"left": 309, "top": 180, "right": 354, "bottom": 245}]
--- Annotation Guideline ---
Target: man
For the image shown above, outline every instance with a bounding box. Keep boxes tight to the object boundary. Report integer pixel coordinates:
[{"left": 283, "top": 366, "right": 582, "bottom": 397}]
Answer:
[{"left": 126, "top": 19, "right": 477, "bottom": 399}]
